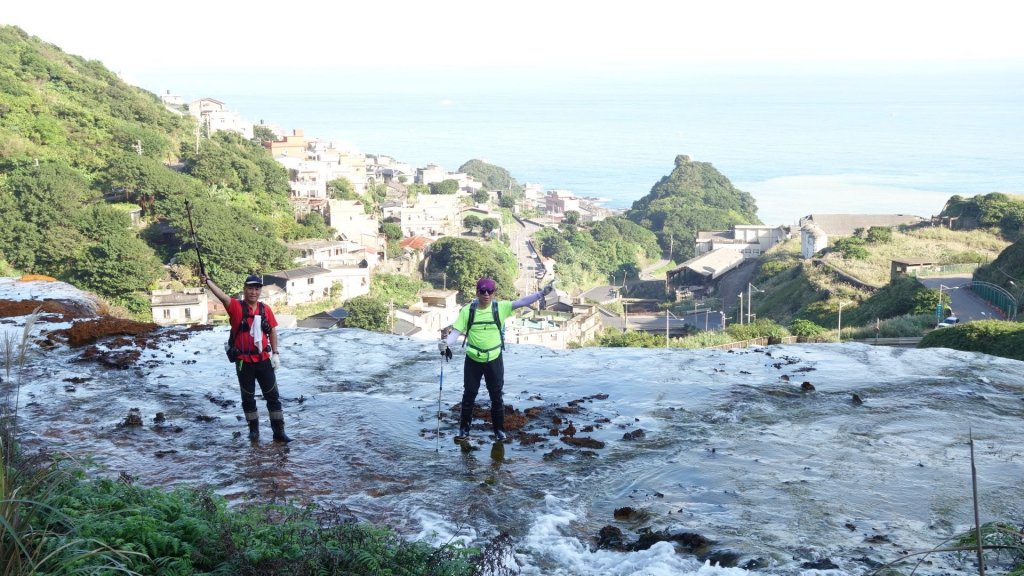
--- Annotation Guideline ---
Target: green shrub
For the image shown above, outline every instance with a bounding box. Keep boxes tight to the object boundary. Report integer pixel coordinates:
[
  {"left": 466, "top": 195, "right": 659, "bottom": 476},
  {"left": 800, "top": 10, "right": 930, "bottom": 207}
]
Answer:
[{"left": 919, "top": 319, "right": 1024, "bottom": 361}]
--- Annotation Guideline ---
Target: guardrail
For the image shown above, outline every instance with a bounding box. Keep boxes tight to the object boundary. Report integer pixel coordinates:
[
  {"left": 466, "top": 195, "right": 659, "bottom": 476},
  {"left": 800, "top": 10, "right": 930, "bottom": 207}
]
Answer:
[{"left": 852, "top": 337, "right": 923, "bottom": 347}]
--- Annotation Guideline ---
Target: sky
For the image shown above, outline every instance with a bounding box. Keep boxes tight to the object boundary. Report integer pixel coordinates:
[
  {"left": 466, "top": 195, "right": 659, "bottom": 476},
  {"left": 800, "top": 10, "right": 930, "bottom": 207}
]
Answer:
[{"left": 5, "top": 0, "right": 1023, "bottom": 87}]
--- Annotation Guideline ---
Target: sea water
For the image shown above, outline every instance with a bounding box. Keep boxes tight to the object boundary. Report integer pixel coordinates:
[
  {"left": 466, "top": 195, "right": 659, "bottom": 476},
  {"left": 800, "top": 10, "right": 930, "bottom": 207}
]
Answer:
[{"left": 150, "top": 63, "right": 1024, "bottom": 225}]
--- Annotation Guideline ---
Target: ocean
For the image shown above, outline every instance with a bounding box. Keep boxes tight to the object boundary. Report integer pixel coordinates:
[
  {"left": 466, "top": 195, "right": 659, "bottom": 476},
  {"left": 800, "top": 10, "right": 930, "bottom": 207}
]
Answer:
[{"left": 146, "top": 63, "right": 1024, "bottom": 225}]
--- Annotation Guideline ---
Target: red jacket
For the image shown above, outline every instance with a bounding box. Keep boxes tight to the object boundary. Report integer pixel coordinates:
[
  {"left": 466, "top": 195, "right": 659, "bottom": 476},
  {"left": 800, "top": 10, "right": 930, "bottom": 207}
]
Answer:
[{"left": 227, "top": 298, "right": 277, "bottom": 362}]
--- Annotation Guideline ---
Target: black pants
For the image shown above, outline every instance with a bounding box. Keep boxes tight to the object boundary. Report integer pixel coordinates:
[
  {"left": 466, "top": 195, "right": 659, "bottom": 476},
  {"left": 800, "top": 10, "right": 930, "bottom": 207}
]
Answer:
[
  {"left": 460, "top": 354, "right": 504, "bottom": 433},
  {"left": 237, "top": 358, "right": 283, "bottom": 421}
]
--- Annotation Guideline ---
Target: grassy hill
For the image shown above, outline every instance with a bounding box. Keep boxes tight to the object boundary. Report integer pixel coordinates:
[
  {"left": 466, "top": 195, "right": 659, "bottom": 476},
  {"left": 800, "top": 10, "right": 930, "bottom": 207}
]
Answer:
[
  {"left": 747, "top": 226, "right": 1011, "bottom": 334},
  {"left": 0, "top": 25, "right": 322, "bottom": 315}
]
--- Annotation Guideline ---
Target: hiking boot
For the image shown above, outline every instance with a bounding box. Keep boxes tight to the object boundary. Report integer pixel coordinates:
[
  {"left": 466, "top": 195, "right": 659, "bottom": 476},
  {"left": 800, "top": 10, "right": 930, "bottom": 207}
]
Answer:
[
  {"left": 247, "top": 420, "right": 260, "bottom": 441},
  {"left": 270, "top": 419, "right": 292, "bottom": 443},
  {"left": 455, "top": 427, "right": 470, "bottom": 440},
  {"left": 494, "top": 430, "right": 507, "bottom": 441}
]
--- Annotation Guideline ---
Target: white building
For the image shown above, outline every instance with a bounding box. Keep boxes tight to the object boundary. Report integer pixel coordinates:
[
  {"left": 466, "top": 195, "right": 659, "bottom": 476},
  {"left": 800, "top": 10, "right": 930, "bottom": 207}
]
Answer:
[
  {"left": 188, "top": 97, "right": 253, "bottom": 139},
  {"left": 150, "top": 288, "right": 208, "bottom": 325},
  {"left": 401, "top": 194, "right": 460, "bottom": 237}
]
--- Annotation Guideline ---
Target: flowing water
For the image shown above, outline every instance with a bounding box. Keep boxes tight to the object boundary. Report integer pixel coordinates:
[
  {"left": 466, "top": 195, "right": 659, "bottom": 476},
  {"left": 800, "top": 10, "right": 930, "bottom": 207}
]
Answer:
[{"left": 4, "top": 280, "right": 1024, "bottom": 575}]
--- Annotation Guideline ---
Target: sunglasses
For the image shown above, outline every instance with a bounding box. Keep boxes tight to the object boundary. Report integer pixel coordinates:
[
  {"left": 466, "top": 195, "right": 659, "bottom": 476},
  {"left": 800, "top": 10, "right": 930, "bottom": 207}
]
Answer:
[{"left": 477, "top": 288, "right": 495, "bottom": 295}]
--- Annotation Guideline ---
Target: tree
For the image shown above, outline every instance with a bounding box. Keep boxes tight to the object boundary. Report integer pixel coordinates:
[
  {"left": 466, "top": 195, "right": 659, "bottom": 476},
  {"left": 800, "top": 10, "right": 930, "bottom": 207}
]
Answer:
[
  {"left": 428, "top": 237, "right": 517, "bottom": 302},
  {"left": 463, "top": 214, "right": 482, "bottom": 234},
  {"left": 789, "top": 319, "right": 827, "bottom": 339},
  {"left": 563, "top": 210, "right": 581, "bottom": 227},
  {"left": 381, "top": 222, "right": 403, "bottom": 242},
  {"left": 429, "top": 179, "right": 459, "bottom": 195},
  {"left": 833, "top": 236, "right": 869, "bottom": 260},
  {"left": 866, "top": 226, "right": 892, "bottom": 243},
  {"left": 170, "top": 201, "right": 291, "bottom": 293},
  {"left": 70, "top": 233, "right": 163, "bottom": 313},
  {"left": 371, "top": 273, "right": 431, "bottom": 306},
  {"left": 328, "top": 177, "right": 356, "bottom": 200},
  {"left": 253, "top": 124, "right": 277, "bottom": 142},
  {"left": 481, "top": 218, "right": 499, "bottom": 237},
  {"left": 345, "top": 295, "right": 390, "bottom": 332},
  {"left": 472, "top": 190, "right": 490, "bottom": 204}
]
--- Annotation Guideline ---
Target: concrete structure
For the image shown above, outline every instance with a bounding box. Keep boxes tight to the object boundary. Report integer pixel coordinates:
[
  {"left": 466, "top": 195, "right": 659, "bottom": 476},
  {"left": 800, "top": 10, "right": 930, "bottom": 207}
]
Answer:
[
  {"left": 416, "top": 164, "right": 449, "bottom": 186},
  {"left": 310, "top": 141, "right": 368, "bottom": 194},
  {"left": 668, "top": 248, "right": 745, "bottom": 286},
  {"left": 297, "top": 307, "right": 348, "bottom": 329},
  {"left": 696, "top": 225, "right": 791, "bottom": 258},
  {"left": 367, "top": 155, "right": 414, "bottom": 183},
  {"left": 401, "top": 194, "right": 460, "bottom": 237},
  {"left": 890, "top": 258, "right": 945, "bottom": 281},
  {"left": 506, "top": 302, "right": 604, "bottom": 349},
  {"left": 328, "top": 200, "right": 379, "bottom": 242},
  {"left": 264, "top": 129, "right": 309, "bottom": 159},
  {"left": 277, "top": 156, "right": 328, "bottom": 199},
  {"left": 264, "top": 266, "right": 336, "bottom": 306},
  {"left": 798, "top": 213, "right": 925, "bottom": 259},
  {"left": 188, "top": 97, "right": 253, "bottom": 139},
  {"left": 392, "top": 289, "right": 460, "bottom": 339},
  {"left": 150, "top": 288, "right": 208, "bottom": 325},
  {"left": 545, "top": 190, "right": 581, "bottom": 215}
]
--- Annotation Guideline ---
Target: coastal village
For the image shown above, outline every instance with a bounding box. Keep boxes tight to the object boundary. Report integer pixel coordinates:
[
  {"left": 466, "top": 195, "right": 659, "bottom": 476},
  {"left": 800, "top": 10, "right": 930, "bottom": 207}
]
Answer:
[{"left": 149, "top": 95, "right": 936, "bottom": 348}]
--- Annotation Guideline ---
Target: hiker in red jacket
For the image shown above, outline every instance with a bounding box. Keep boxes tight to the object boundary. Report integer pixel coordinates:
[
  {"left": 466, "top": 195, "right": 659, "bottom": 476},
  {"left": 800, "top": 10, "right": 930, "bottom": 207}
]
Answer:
[{"left": 203, "top": 273, "right": 291, "bottom": 443}]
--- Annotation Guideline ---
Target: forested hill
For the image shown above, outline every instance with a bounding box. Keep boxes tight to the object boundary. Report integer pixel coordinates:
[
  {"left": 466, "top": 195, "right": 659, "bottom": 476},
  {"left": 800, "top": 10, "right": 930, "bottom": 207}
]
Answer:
[
  {"left": 0, "top": 26, "right": 315, "bottom": 315},
  {"left": 626, "top": 155, "right": 761, "bottom": 261},
  {"left": 0, "top": 26, "right": 189, "bottom": 171}
]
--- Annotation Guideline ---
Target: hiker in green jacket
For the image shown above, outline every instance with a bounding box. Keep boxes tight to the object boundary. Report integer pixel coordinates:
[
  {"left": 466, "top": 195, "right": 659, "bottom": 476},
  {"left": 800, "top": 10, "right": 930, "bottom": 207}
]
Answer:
[{"left": 439, "top": 277, "right": 554, "bottom": 441}]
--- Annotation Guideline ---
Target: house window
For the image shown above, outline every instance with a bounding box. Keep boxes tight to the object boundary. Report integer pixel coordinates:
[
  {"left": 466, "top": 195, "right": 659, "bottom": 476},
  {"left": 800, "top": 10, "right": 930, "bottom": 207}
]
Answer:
[
  {"left": 163, "top": 309, "right": 170, "bottom": 319},
  {"left": 185, "top": 308, "right": 191, "bottom": 320},
  {"left": 307, "top": 278, "right": 314, "bottom": 285}
]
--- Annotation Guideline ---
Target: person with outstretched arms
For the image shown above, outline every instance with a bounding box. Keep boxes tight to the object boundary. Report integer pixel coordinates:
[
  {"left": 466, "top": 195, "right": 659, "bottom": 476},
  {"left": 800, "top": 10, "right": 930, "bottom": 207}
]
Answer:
[{"left": 439, "top": 277, "right": 555, "bottom": 441}]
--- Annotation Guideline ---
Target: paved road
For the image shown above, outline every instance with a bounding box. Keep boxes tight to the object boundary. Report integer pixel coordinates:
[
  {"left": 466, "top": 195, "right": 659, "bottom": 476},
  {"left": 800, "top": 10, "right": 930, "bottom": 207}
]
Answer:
[
  {"left": 639, "top": 256, "right": 670, "bottom": 280},
  {"left": 918, "top": 275, "right": 1007, "bottom": 323}
]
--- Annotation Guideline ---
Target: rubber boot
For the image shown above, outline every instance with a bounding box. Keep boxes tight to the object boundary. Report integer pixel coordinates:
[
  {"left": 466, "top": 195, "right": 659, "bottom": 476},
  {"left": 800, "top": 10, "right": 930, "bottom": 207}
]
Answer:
[
  {"left": 245, "top": 412, "right": 259, "bottom": 440},
  {"left": 270, "top": 419, "right": 292, "bottom": 443},
  {"left": 491, "top": 403, "right": 506, "bottom": 441}
]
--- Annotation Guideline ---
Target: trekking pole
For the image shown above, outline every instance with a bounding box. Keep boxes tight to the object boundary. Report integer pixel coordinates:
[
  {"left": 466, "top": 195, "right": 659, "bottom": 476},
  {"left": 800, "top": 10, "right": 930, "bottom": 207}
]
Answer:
[
  {"left": 436, "top": 360, "right": 443, "bottom": 453},
  {"left": 184, "top": 201, "right": 206, "bottom": 277}
]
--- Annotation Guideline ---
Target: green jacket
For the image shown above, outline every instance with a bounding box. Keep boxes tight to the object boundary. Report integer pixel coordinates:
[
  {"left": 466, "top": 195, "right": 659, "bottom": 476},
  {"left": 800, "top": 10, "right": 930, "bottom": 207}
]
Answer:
[{"left": 453, "top": 300, "right": 514, "bottom": 362}]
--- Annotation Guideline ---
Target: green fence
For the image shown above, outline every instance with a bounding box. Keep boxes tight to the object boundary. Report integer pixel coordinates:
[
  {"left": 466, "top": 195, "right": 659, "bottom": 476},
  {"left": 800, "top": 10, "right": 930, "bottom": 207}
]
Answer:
[
  {"left": 910, "top": 263, "right": 982, "bottom": 278},
  {"left": 970, "top": 280, "right": 1017, "bottom": 320}
]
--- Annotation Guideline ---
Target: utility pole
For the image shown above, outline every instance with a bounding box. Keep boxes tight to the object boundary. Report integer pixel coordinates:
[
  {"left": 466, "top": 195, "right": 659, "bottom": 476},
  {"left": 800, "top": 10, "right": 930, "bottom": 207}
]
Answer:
[{"left": 665, "top": 309, "right": 670, "bottom": 347}]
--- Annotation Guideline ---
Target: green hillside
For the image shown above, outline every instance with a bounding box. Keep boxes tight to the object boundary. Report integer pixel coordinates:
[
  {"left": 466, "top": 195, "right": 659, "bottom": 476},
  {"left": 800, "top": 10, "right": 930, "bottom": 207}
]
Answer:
[
  {"left": 627, "top": 154, "right": 760, "bottom": 261},
  {"left": 0, "top": 26, "right": 322, "bottom": 315}
]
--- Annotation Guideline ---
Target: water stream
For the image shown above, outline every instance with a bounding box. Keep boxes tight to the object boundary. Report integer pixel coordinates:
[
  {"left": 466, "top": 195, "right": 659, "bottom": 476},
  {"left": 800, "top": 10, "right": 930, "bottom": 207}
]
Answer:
[{"left": 4, "top": 280, "right": 1024, "bottom": 575}]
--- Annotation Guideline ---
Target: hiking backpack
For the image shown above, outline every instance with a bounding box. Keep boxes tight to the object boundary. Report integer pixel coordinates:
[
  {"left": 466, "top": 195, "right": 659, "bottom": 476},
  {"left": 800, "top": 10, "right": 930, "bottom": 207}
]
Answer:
[{"left": 462, "top": 299, "right": 504, "bottom": 352}]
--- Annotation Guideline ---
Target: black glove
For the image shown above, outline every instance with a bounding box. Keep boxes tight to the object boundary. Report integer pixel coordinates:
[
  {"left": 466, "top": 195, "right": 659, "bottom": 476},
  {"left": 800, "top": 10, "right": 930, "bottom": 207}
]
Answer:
[{"left": 438, "top": 340, "right": 452, "bottom": 361}]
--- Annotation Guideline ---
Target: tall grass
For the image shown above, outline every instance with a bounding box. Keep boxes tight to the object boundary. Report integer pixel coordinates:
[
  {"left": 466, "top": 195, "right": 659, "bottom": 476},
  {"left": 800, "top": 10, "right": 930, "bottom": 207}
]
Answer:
[{"left": 2, "top": 307, "right": 144, "bottom": 574}]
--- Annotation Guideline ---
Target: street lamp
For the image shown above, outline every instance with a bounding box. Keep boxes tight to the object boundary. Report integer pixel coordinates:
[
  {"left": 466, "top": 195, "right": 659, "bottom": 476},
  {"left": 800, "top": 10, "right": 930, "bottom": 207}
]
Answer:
[
  {"left": 837, "top": 300, "right": 851, "bottom": 342},
  {"left": 737, "top": 292, "right": 744, "bottom": 325},
  {"left": 747, "top": 283, "right": 764, "bottom": 325},
  {"left": 936, "top": 284, "right": 961, "bottom": 326}
]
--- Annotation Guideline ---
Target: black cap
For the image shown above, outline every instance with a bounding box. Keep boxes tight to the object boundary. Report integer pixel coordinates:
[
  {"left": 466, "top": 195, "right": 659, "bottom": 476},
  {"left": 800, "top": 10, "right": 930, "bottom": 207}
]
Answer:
[{"left": 244, "top": 275, "right": 263, "bottom": 286}]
